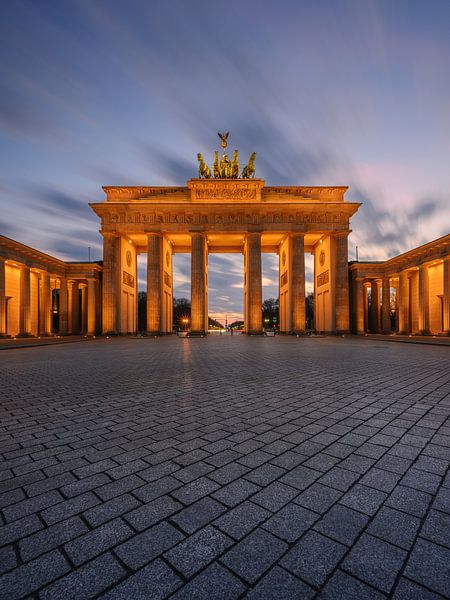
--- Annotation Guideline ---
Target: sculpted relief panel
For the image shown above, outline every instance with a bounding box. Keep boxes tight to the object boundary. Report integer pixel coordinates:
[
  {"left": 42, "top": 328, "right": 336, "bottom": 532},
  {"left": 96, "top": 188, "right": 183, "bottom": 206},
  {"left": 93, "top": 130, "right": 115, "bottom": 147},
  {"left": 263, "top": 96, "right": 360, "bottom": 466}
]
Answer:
[{"left": 104, "top": 210, "right": 348, "bottom": 228}]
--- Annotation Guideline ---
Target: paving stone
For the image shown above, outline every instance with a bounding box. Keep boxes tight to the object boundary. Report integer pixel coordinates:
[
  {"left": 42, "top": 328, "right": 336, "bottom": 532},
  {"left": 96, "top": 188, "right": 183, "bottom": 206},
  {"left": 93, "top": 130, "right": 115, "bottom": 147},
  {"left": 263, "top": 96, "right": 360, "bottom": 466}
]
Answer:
[
  {"left": 207, "top": 462, "right": 250, "bottom": 484},
  {"left": 214, "top": 500, "right": 271, "bottom": 540},
  {"left": 294, "top": 482, "right": 343, "bottom": 513},
  {"left": 102, "top": 559, "right": 182, "bottom": 599},
  {"left": 0, "top": 550, "right": 70, "bottom": 599},
  {"left": 0, "top": 488, "right": 25, "bottom": 510},
  {"left": 420, "top": 509, "right": 450, "bottom": 548},
  {"left": 281, "top": 530, "right": 347, "bottom": 588},
  {"left": 170, "top": 496, "right": 226, "bottom": 533},
  {"left": 0, "top": 513, "right": 43, "bottom": 545},
  {"left": 432, "top": 486, "right": 450, "bottom": 513},
  {"left": 116, "top": 521, "right": 184, "bottom": 570},
  {"left": 403, "top": 538, "right": 450, "bottom": 597},
  {"left": 318, "top": 569, "right": 386, "bottom": 599},
  {"left": 165, "top": 525, "right": 233, "bottom": 578},
  {"left": 238, "top": 449, "right": 273, "bottom": 468},
  {"left": 359, "top": 466, "right": 401, "bottom": 492},
  {"left": 385, "top": 485, "right": 433, "bottom": 518},
  {"left": 270, "top": 451, "right": 308, "bottom": 469},
  {"left": 211, "top": 478, "right": 260, "bottom": 507},
  {"left": 60, "top": 473, "right": 111, "bottom": 497},
  {"left": 243, "top": 463, "right": 286, "bottom": 486},
  {"left": 318, "top": 467, "right": 360, "bottom": 492},
  {"left": 246, "top": 565, "right": 315, "bottom": 599},
  {"left": 95, "top": 474, "right": 146, "bottom": 501},
  {"left": 3, "top": 490, "right": 64, "bottom": 522},
  {"left": 252, "top": 481, "right": 299, "bottom": 511},
  {"left": 279, "top": 465, "right": 322, "bottom": 490},
  {"left": 172, "top": 461, "right": 215, "bottom": 483},
  {"left": 133, "top": 475, "right": 182, "bottom": 502},
  {"left": 221, "top": 528, "right": 288, "bottom": 584},
  {"left": 400, "top": 468, "right": 442, "bottom": 494},
  {"left": 19, "top": 516, "right": 89, "bottom": 561},
  {"left": 342, "top": 533, "right": 407, "bottom": 594},
  {"left": 64, "top": 517, "right": 134, "bottom": 565},
  {"left": 170, "top": 562, "right": 245, "bottom": 600},
  {"left": 39, "top": 552, "right": 125, "bottom": 600},
  {"left": 0, "top": 545, "right": 17, "bottom": 575},
  {"left": 339, "top": 483, "right": 387, "bottom": 516},
  {"left": 314, "top": 504, "right": 369, "bottom": 546},
  {"left": 366, "top": 505, "right": 420, "bottom": 550},
  {"left": 41, "top": 491, "right": 101, "bottom": 525},
  {"left": 83, "top": 492, "right": 141, "bottom": 527},
  {"left": 392, "top": 577, "right": 444, "bottom": 600},
  {"left": 124, "top": 495, "right": 182, "bottom": 531},
  {"left": 171, "top": 476, "right": 220, "bottom": 505},
  {"left": 262, "top": 502, "right": 318, "bottom": 543}
]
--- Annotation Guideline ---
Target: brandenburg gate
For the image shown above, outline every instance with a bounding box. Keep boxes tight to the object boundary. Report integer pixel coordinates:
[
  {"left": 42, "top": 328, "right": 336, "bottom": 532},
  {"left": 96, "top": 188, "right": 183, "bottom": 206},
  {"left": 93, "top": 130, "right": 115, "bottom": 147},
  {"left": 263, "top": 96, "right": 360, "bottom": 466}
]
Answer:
[{"left": 90, "top": 135, "right": 360, "bottom": 335}]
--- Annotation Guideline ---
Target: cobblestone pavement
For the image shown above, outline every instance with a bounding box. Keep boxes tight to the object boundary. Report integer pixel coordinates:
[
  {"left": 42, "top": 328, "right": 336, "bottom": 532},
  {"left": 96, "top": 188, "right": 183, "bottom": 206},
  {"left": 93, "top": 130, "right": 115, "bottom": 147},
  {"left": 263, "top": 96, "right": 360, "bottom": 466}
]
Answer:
[{"left": 0, "top": 336, "right": 449, "bottom": 599}]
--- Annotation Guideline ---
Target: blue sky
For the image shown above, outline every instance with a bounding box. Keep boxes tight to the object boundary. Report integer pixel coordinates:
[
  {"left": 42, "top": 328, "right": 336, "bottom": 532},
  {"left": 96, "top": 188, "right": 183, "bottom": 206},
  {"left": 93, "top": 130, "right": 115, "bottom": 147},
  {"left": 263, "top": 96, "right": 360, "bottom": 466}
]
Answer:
[{"left": 1, "top": 0, "right": 449, "bottom": 320}]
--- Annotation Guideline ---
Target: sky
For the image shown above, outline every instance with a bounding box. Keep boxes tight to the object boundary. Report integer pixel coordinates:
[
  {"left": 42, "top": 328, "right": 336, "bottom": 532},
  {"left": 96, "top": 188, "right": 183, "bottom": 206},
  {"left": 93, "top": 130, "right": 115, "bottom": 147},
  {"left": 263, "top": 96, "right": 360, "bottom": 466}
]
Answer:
[{"left": 1, "top": 0, "right": 449, "bottom": 321}]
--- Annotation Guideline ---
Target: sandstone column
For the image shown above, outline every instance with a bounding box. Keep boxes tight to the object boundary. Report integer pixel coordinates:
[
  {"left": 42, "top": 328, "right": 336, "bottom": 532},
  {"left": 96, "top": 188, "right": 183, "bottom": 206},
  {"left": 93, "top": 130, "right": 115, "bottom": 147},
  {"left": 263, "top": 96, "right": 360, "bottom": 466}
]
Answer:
[
  {"left": 81, "top": 284, "right": 88, "bottom": 334},
  {"left": 102, "top": 233, "right": 120, "bottom": 334},
  {"left": 0, "top": 258, "right": 6, "bottom": 337},
  {"left": 363, "top": 283, "right": 369, "bottom": 332},
  {"left": 444, "top": 257, "right": 450, "bottom": 334},
  {"left": 370, "top": 280, "right": 380, "bottom": 333},
  {"left": 398, "top": 270, "right": 409, "bottom": 334},
  {"left": 71, "top": 281, "right": 80, "bottom": 335},
  {"left": 147, "top": 233, "right": 163, "bottom": 334},
  {"left": 191, "top": 233, "right": 208, "bottom": 335},
  {"left": 87, "top": 278, "right": 98, "bottom": 335},
  {"left": 19, "top": 265, "right": 32, "bottom": 336},
  {"left": 246, "top": 233, "right": 263, "bottom": 334},
  {"left": 381, "top": 276, "right": 391, "bottom": 333},
  {"left": 40, "top": 271, "right": 52, "bottom": 336},
  {"left": 333, "top": 233, "right": 350, "bottom": 333},
  {"left": 291, "top": 234, "right": 306, "bottom": 334},
  {"left": 59, "top": 277, "right": 68, "bottom": 335},
  {"left": 418, "top": 264, "right": 430, "bottom": 334},
  {"left": 354, "top": 278, "right": 365, "bottom": 334}
]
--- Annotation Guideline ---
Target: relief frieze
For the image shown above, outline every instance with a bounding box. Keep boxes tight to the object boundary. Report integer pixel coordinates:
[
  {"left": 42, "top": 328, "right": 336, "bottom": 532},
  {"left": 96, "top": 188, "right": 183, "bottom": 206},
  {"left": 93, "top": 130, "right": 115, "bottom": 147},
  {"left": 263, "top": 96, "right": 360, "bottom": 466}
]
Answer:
[{"left": 105, "top": 210, "right": 347, "bottom": 227}]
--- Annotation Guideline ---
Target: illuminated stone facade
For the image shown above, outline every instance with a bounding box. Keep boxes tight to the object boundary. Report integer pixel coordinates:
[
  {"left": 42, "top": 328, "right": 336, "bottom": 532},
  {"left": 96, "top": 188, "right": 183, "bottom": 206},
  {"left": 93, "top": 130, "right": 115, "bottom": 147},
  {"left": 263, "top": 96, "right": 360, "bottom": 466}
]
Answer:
[
  {"left": 0, "top": 236, "right": 101, "bottom": 337},
  {"left": 90, "top": 179, "right": 360, "bottom": 335},
  {"left": 1, "top": 182, "right": 449, "bottom": 337},
  {"left": 349, "top": 234, "right": 450, "bottom": 335}
]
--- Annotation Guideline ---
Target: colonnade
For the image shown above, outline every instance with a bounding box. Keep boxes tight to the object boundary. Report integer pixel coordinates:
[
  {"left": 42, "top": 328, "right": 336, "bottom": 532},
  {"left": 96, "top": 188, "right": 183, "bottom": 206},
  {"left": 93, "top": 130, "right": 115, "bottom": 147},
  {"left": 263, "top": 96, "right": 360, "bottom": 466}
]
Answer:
[
  {"left": 351, "top": 256, "right": 450, "bottom": 335},
  {"left": 0, "top": 253, "right": 100, "bottom": 338}
]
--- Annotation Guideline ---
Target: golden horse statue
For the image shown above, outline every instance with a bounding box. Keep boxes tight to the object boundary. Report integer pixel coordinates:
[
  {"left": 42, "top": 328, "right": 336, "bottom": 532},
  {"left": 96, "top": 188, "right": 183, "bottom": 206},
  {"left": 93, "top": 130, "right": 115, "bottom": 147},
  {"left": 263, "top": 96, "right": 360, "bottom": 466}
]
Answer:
[
  {"left": 197, "top": 153, "right": 211, "bottom": 178},
  {"left": 213, "top": 151, "right": 220, "bottom": 178},
  {"left": 242, "top": 152, "right": 256, "bottom": 178},
  {"left": 231, "top": 150, "right": 240, "bottom": 178}
]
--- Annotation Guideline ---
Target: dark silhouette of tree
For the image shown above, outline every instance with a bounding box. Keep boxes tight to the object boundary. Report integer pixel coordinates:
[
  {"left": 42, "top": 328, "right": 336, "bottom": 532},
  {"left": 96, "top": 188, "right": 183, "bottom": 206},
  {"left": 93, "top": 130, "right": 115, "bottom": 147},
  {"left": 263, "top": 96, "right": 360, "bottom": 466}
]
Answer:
[
  {"left": 173, "top": 298, "right": 191, "bottom": 330},
  {"left": 262, "top": 298, "right": 279, "bottom": 328}
]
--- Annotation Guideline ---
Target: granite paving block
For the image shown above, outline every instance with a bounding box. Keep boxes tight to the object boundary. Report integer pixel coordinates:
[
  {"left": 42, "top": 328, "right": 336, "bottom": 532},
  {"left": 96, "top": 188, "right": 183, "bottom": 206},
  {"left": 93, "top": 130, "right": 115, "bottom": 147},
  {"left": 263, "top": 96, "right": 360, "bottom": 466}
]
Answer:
[
  {"left": 385, "top": 485, "right": 432, "bottom": 518},
  {"left": 359, "top": 466, "right": 401, "bottom": 492},
  {"left": 0, "top": 550, "right": 70, "bottom": 599},
  {"left": 170, "top": 496, "right": 226, "bottom": 533},
  {"left": 294, "top": 482, "right": 343, "bottom": 513},
  {"left": 342, "top": 533, "right": 407, "bottom": 593},
  {"left": 164, "top": 525, "right": 233, "bottom": 578},
  {"left": 279, "top": 465, "right": 322, "bottom": 490},
  {"left": 420, "top": 509, "right": 450, "bottom": 548},
  {"left": 19, "top": 516, "right": 89, "bottom": 561},
  {"left": 211, "top": 478, "right": 260, "bottom": 507},
  {"left": 246, "top": 565, "right": 315, "bottom": 599},
  {"left": 318, "top": 467, "right": 360, "bottom": 492},
  {"left": 318, "top": 569, "right": 386, "bottom": 599},
  {"left": 83, "top": 492, "right": 141, "bottom": 527},
  {"left": 115, "top": 521, "right": 184, "bottom": 570},
  {"left": 214, "top": 500, "right": 271, "bottom": 540},
  {"left": 392, "top": 577, "right": 444, "bottom": 600},
  {"left": 252, "top": 481, "right": 299, "bottom": 511},
  {"left": 39, "top": 552, "right": 125, "bottom": 600},
  {"left": 101, "top": 559, "right": 182, "bottom": 600},
  {"left": 403, "top": 538, "right": 450, "bottom": 597},
  {"left": 124, "top": 495, "right": 182, "bottom": 531},
  {"left": 64, "top": 517, "right": 133, "bottom": 565},
  {"left": 41, "top": 491, "right": 101, "bottom": 525},
  {"left": 170, "top": 476, "right": 220, "bottom": 505},
  {"left": 339, "top": 483, "right": 387, "bottom": 516},
  {"left": 170, "top": 562, "right": 245, "bottom": 599},
  {"left": 0, "top": 546, "right": 17, "bottom": 575},
  {"left": 262, "top": 503, "right": 318, "bottom": 543},
  {"left": 243, "top": 463, "right": 286, "bottom": 486},
  {"left": 366, "top": 506, "right": 420, "bottom": 550},
  {"left": 221, "top": 528, "right": 288, "bottom": 584},
  {"left": 314, "top": 504, "right": 368, "bottom": 546},
  {"left": 281, "top": 530, "right": 347, "bottom": 588}
]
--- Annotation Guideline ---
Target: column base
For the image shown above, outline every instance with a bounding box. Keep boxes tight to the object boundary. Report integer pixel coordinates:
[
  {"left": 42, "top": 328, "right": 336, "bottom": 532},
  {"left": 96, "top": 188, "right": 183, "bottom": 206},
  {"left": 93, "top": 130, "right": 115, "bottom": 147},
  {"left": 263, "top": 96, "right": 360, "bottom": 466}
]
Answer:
[
  {"left": 18, "top": 332, "right": 35, "bottom": 338},
  {"left": 0, "top": 334, "right": 11, "bottom": 338},
  {"left": 246, "top": 330, "right": 265, "bottom": 335},
  {"left": 291, "top": 330, "right": 306, "bottom": 336}
]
